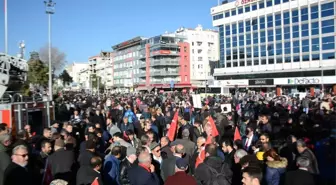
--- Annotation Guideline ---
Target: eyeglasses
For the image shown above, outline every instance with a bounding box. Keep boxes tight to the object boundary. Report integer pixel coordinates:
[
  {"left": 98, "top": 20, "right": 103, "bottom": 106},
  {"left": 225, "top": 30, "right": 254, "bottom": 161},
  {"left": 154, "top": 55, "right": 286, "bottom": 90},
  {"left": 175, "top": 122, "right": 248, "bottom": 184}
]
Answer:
[{"left": 14, "top": 153, "right": 28, "bottom": 158}]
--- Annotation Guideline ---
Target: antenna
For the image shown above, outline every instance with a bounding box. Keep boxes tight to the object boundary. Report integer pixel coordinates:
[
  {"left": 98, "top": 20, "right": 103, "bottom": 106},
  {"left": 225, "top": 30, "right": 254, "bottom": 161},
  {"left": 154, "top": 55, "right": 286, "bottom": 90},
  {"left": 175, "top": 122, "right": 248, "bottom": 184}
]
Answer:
[{"left": 18, "top": 40, "right": 25, "bottom": 59}]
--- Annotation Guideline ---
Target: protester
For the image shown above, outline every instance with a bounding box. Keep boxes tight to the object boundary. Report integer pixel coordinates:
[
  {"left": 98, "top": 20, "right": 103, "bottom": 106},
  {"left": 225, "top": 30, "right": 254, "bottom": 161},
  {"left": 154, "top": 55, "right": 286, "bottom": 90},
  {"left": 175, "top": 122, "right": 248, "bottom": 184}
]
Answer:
[
  {"left": 284, "top": 156, "right": 315, "bottom": 185},
  {"left": 119, "top": 147, "right": 137, "bottom": 185},
  {"left": 76, "top": 156, "right": 103, "bottom": 185},
  {"left": 164, "top": 158, "right": 197, "bottom": 185},
  {"left": 0, "top": 134, "right": 11, "bottom": 185}
]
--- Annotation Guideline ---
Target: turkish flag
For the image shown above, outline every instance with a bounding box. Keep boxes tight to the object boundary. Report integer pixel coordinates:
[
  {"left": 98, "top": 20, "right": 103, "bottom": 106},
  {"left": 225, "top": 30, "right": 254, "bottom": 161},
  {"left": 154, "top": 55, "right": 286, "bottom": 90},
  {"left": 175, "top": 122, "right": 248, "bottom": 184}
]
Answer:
[
  {"left": 234, "top": 127, "right": 241, "bottom": 141},
  {"left": 91, "top": 178, "right": 99, "bottom": 185},
  {"left": 195, "top": 136, "right": 213, "bottom": 168},
  {"left": 166, "top": 111, "right": 178, "bottom": 141},
  {"left": 208, "top": 116, "right": 219, "bottom": 137}
]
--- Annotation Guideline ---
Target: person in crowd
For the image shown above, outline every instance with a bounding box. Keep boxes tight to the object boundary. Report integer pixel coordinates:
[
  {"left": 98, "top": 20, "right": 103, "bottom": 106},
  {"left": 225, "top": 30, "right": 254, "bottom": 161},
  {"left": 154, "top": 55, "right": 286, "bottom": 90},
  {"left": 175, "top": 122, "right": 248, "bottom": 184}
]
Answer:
[
  {"left": 126, "top": 130, "right": 140, "bottom": 149},
  {"left": 4, "top": 145, "right": 32, "bottom": 185},
  {"left": 258, "top": 114, "right": 272, "bottom": 134},
  {"left": 78, "top": 139, "right": 96, "bottom": 167},
  {"left": 120, "top": 116, "right": 135, "bottom": 134},
  {"left": 32, "top": 140, "right": 52, "bottom": 184},
  {"left": 232, "top": 149, "right": 248, "bottom": 185},
  {"left": 35, "top": 128, "right": 52, "bottom": 152},
  {"left": 119, "top": 147, "right": 137, "bottom": 185},
  {"left": 128, "top": 150, "right": 160, "bottom": 185},
  {"left": 0, "top": 123, "right": 9, "bottom": 135},
  {"left": 161, "top": 144, "right": 186, "bottom": 181},
  {"left": 48, "top": 138, "right": 75, "bottom": 183},
  {"left": 149, "top": 142, "right": 163, "bottom": 183},
  {"left": 164, "top": 158, "right": 197, "bottom": 185},
  {"left": 190, "top": 136, "right": 206, "bottom": 175},
  {"left": 192, "top": 120, "right": 203, "bottom": 142},
  {"left": 51, "top": 121, "right": 60, "bottom": 134},
  {"left": 285, "top": 156, "right": 315, "bottom": 185},
  {"left": 242, "top": 126, "right": 259, "bottom": 153},
  {"left": 140, "top": 134, "right": 151, "bottom": 153},
  {"left": 222, "top": 138, "right": 236, "bottom": 168},
  {"left": 296, "top": 139, "right": 319, "bottom": 175},
  {"left": 0, "top": 133, "right": 11, "bottom": 185},
  {"left": 103, "top": 146, "right": 122, "bottom": 185},
  {"left": 242, "top": 167, "right": 263, "bottom": 185},
  {"left": 106, "top": 117, "right": 121, "bottom": 139},
  {"left": 263, "top": 149, "right": 288, "bottom": 185},
  {"left": 253, "top": 133, "right": 270, "bottom": 153},
  {"left": 77, "top": 156, "right": 103, "bottom": 185},
  {"left": 80, "top": 133, "right": 97, "bottom": 153},
  {"left": 177, "top": 113, "right": 193, "bottom": 139},
  {"left": 160, "top": 136, "right": 173, "bottom": 159},
  {"left": 195, "top": 143, "right": 232, "bottom": 185},
  {"left": 174, "top": 129, "right": 195, "bottom": 157}
]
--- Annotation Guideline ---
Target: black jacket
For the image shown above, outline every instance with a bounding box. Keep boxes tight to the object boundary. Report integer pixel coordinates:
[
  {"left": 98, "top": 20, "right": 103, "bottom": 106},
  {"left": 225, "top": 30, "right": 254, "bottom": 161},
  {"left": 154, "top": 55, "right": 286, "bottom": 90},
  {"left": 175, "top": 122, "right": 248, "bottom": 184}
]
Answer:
[
  {"left": 78, "top": 150, "right": 95, "bottom": 167},
  {"left": 119, "top": 158, "right": 133, "bottom": 185},
  {"left": 224, "top": 149, "right": 236, "bottom": 169},
  {"left": 128, "top": 165, "right": 160, "bottom": 185},
  {"left": 161, "top": 156, "right": 180, "bottom": 181},
  {"left": 76, "top": 166, "right": 103, "bottom": 185},
  {"left": 285, "top": 169, "right": 315, "bottom": 185},
  {"left": 161, "top": 145, "right": 173, "bottom": 160},
  {"left": 0, "top": 144, "right": 10, "bottom": 185},
  {"left": 300, "top": 148, "right": 319, "bottom": 175},
  {"left": 48, "top": 148, "right": 75, "bottom": 182},
  {"left": 195, "top": 156, "right": 233, "bottom": 185},
  {"left": 4, "top": 162, "right": 33, "bottom": 185}
]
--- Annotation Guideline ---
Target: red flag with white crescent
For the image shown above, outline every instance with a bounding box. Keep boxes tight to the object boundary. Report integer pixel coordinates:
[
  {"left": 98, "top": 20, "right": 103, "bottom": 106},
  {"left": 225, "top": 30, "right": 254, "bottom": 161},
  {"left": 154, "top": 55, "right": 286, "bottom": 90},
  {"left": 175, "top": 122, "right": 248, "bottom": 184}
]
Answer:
[{"left": 167, "top": 111, "right": 178, "bottom": 141}]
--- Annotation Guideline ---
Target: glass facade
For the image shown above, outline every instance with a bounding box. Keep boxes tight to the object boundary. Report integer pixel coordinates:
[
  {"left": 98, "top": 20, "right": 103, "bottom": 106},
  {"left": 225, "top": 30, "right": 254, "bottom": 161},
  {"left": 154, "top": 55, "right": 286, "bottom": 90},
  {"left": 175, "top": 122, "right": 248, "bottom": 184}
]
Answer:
[{"left": 218, "top": 0, "right": 336, "bottom": 68}]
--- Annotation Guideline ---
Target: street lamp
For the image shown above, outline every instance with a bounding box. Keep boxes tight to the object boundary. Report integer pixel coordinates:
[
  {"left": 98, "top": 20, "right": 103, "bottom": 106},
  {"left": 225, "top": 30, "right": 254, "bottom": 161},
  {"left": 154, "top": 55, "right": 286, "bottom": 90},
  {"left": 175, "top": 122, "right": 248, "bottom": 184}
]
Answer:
[
  {"left": 44, "top": 0, "right": 56, "bottom": 101},
  {"left": 4, "top": 0, "right": 8, "bottom": 53}
]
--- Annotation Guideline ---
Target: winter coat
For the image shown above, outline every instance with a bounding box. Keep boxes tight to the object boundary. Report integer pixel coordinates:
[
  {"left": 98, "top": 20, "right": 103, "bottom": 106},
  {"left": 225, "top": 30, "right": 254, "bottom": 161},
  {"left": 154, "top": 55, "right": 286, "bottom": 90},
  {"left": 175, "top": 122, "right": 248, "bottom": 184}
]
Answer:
[
  {"left": 195, "top": 156, "right": 233, "bottom": 185},
  {"left": 48, "top": 148, "right": 75, "bottom": 182},
  {"left": 4, "top": 162, "right": 33, "bottom": 185},
  {"left": 128, "top": 165, "right": 160, "bottom": 185},
  {"left": 300, "top": 148, "right": 319, "bottom": 175},
  {"left": 119, "top": 158, "right": 133, "bottom": 185},
  {"left": 108, "top": 125, "right": 121, "bottom": 138},
  {"left": 265, "top": 158, "right": 288, "bottom": 185},
  {"left": 284, "top": 169, "right": 315, "bottom": 185},
  {"left": 76, "top": 166, "right": 103, "bottom": 185},
  {"left": 0, "top": 143, "right": 10, "bottom": 185},
  {"left": 164, "top": 171, "right": 197, "bottom": 185},
  {"left": 103, "top": 155, "right": 121, "bottom": 185}
]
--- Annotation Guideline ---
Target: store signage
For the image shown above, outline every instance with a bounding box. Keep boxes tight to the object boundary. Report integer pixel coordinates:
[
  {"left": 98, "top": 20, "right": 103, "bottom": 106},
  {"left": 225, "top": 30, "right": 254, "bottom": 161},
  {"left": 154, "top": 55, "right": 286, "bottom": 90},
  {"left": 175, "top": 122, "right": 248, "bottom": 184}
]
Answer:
[
  {"left": 288, "top": 78, "right": 320, "bottom": 85},
  {"left": 235, "top": 0, "right": 259, "bottom": 7},
  {"left": 249, "top": 79, "right": 274, "bottom": 86},
  {"left": 221, "top": 80, "right": 248, "bottom": 86}
]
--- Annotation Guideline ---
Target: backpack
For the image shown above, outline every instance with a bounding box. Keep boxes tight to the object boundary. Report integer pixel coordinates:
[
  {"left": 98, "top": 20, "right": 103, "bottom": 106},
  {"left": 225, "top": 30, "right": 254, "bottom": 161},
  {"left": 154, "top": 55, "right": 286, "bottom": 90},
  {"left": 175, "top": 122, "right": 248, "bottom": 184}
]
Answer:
[{"left": 204, "top": 163, "right": 231, "bottom": 185}]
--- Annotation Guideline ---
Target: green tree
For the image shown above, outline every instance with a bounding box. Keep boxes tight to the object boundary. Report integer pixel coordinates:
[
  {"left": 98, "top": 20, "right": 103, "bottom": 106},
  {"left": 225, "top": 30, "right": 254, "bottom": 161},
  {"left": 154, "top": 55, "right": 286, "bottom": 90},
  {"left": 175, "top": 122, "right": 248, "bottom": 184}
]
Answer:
[
  {"left": 59, "top": 70, "right": 73, "bottom": 86},
  {"left": 90, "top": 74, "right": 104, "bottom": 90},
  {"left": 27, "top": 52, "right": 49, "bottom": 87}
]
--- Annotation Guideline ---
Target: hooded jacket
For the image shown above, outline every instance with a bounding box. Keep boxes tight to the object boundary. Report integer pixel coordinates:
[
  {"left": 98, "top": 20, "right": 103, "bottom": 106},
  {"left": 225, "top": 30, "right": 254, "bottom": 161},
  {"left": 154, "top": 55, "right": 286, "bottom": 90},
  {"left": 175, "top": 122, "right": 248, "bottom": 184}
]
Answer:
[{"left": 265, "top": 158, "right": 288, "bottom": 185}]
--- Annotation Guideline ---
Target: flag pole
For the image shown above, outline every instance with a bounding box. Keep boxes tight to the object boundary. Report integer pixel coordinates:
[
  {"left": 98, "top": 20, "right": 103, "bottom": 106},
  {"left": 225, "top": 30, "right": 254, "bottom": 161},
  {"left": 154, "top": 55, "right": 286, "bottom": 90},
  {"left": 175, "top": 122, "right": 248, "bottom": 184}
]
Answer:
[{"left": 4, "top": 0, "right": 8, "bottom": 54}]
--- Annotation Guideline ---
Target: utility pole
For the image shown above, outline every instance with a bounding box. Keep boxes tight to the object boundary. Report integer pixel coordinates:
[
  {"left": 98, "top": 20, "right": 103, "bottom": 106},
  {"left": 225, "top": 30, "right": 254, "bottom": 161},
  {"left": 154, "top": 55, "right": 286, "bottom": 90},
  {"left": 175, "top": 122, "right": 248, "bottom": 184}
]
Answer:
[{"left": 4, "top": 0, "right": 8, "bottom": 53}]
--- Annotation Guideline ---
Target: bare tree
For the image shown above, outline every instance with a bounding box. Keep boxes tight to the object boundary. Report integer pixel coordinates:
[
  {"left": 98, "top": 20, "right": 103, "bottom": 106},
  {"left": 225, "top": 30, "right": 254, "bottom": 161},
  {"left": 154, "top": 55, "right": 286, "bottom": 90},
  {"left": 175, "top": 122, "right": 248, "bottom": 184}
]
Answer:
[{"left": 39, "top": 44, "right": 66, "bottom": 74}]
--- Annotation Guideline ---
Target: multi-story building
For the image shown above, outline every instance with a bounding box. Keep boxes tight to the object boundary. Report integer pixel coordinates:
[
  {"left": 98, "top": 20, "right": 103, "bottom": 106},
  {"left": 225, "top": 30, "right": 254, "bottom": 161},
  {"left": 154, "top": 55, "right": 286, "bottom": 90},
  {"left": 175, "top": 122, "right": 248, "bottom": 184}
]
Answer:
[
  {"left": 65, "top": 63, "right": 87, "bottom": 84},
  {"left": 112, "top": 37, "right": 143, "bottom": 92},
  {"left": 211, "top": 0, "right": 336, "bottom": 95},
  {"left": 137, "top": 34, "right": 191, "bottom": 91},
  {"left": 78, "top": 66, "right": 91, "bottom": 89},
  {"left": 175, "top": 25, "right": 219, "bottom": 87}
]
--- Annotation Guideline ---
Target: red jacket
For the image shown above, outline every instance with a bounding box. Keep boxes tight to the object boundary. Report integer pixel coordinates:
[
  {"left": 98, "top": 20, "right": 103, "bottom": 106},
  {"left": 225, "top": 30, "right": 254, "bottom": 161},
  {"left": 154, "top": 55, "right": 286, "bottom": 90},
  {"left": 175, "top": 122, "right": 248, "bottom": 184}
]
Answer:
[{"left": 164, "top": 171, "right": 197, "bottom": 185}]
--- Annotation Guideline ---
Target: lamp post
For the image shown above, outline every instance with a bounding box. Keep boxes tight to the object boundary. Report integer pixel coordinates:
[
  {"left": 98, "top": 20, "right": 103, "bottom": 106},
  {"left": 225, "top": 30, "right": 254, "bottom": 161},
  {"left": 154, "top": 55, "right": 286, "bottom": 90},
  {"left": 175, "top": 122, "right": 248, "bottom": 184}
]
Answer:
[
  {"left": 4, "top": 0, "right": 8, "bottom": 54},
  {"left": 44, "top": 0, "right": 56, "bottom": 101}
]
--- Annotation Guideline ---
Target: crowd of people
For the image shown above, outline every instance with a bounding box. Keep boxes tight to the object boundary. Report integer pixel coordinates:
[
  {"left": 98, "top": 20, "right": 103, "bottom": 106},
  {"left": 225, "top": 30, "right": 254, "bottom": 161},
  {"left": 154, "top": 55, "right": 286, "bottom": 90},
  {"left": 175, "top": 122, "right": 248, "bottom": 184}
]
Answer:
[{"left": 0, "top": 91, "right": 335, "bottom": 185}]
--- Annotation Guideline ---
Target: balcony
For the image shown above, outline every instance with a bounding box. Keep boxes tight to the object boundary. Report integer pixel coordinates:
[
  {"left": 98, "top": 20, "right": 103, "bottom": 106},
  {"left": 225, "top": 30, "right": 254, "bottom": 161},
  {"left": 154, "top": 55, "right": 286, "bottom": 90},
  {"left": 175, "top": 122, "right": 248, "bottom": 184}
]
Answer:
[
  {"left": 139, "top": 63, "right": 147, "bottom": 69},
  {"left": 150, "top": 70, "right": 179, "bottom": 77},
  {"left": 138, "top": 72, "right": 146, "bottom": 78},
  {"left": 151, "top": 50, "right": 179, "bottom": 57},
  {"left": 150, "top": 60, "right": 179, "bottom": 67}
]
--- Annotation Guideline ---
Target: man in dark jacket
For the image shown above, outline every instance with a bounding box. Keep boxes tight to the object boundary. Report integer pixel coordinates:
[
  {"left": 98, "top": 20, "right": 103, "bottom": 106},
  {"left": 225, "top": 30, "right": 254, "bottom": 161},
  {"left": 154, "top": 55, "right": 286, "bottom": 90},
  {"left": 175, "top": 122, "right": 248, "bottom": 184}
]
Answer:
[
  {"left": 48, "top": 138, "right": 75, "bottom": 183},
  {"left": 195, "top": 144, "right": 233, "bottom": 185},
  {"left": 0, "top": 134, "right": 12, "bottom": 185},
  {"left": 222, "top": 139, "right": 236, "bottom": 169},
  {"left": 297, "top": 139, "right": 319, "bottom": 175},
  {"left": 161, "top": 144, "right": 186, "bottom": 181},
  {"left": 164, "top": 158, "right": 197, "bottom": 185},
  {"left": 285, "top": 156, "right": 315, "bottom": 185},
  {"left": 174, "top": 129, "right": 196, "bottom": 157},
  {"left": 119, "top": 147, "right": 137, "bottom": 185},
  {"left": 76, "top": 156, "right": 103, "bottom": 185},
  {"left": 160, "top": 136, "right": 173, "bottom": 159},
  {"left": 4, "top": 145, "right": 33, "bottom": 185},
  {"left": 78, "top": 139, "right": 96, "bottom": 167},
  {"left": 31, "top": 140, "right": 52, "bottom": 185},
  {"left": 103, "top": 146, "right": 121, "bottom": 185},
  {"left": 128, "top": 150, "right": 160, "bottom": 185}
]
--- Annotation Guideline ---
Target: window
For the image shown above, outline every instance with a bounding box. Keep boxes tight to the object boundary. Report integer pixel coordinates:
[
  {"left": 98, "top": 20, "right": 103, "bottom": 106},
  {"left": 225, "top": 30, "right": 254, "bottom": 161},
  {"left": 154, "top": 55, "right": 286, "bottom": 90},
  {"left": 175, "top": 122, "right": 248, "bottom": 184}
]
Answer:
[
  {"left": 232, "top": 23, "right": 237, "bottom": 35},
  {"left": 231, "top": 10, "right": 236, "bottom": 16},
  {"left": 225, "top": 11, "right": 230, "bottom": 17},
  {"left": 260, "top": 17, "right": 265, "bottom": 29},
  {"left": 292, "top": 25, "right": 299, "bottom": 38},
  {"left": 198, "top": 57, "right": 203, "bottom": 61},
  {"left": 247, "top": 60, "right": 252, "bottom": 66},
  {"left": 259, "top": 1, "right": 264, "bottom": 9},
  {"left": 213, "top": 14, "right": 223, "bottom": 20},
  {"left": 284, "top": 26, "right": 290, "bottom": 40},
  {"left": 246, "top": 47, "right": 252, "bottom": 58},
  {"left": 239, "top": 22, "right": 244, "bottom": 33},
  {"left": 246, "top": 20, "right": 251, "bottom": 32},
  {"left": 276, "top": 28, "right": 282, "bottom": 40},
  {"left": 311, "top": 22, "right": 319, "bottom": 35},
  {"left": 276, "top": 43, "right": 282, "bottom": 55},
  {"left": 233, "top": 36, "right": 237, "bottom": 47},
  {"left": 233, "top": 49, "right": 238, "bottom": 59},
  {"left": 301, "top": 7, "right": 308, "bottom": 21},
  {"left": 311, "top": 5, "right": 318, "bottom": 19},
  {"left": 275, "top": 0, "right": 281, "bottom": 5},
  {"left": 254, "top": 60, "right": 259, "bottom": 65},
  {"left": 322, "top": 36, "right": 335, "bottom": 50},
  {"left": 245, "top": 6, "right": 250, "bottom": 13},
  {"left": 268, "top": 44, "right": 274, "bottom": 56},
  {"left": 285, "top": 42, "right": 291, "bottom": 54},
  {"left": 268, "top": 30, "right": 274, "bottom": 42},
  {"left": 253, "top": 32, "right": 258, "bottom": 44},
  {"left": 293, "top": 55, "right": 300, "bottom": 62},
  {"left": 192, "top": 42, "right": 194, "bottom": 46},
  {"left": 240, "top": 61, "right": 245, "bottom": 67},
  {"left": 239, "top": 35, "right": 244, "bottom": 46},
  {"left": 238, "top": 8, "right": 243, "bottom": 14},
  {"left": 261, "top": 59, "right": 267, "bottom": 65},
  {"left": 233, "top": 62, "right": 238, "bottom": 67},
  {"left": 285, "top": 57, "right": 291, "bottom": 63},
  {"left": 267, "top": 0, "right": 272, "bottom": 7},
  {"left": 312, "top": 38, "right": 319, "bottom": 51},
  {"left": 312, "top": 54, "right": 319, "bottom": 61},
  {"left": 275, "top": 14, "right": 281, "bottom": 26},
  {"left": 323, "top": 53, "right": 335, "bottom": 60},
  {"left": 226, "top": 49, "right": 231, "bottom": 60},
  {"left": 302, "top": 39, "right": 309, "bottom": 52},
  {"left": 260, "top": 31, "right": 266, "bottom": 43},
  {"left": 267, "top": 15, "right": 273, "bottom": 28},
  {"left": 260, "top": 45, "right": 266, "bottom": 57},
  {"left": 239, "top": 49, "right": 245, "bottom": 59},
  {"left": 321, "top": 2, "right": 334, "bottom": 17},
  {"left": 269, "top": 58, "right": 274, "bottom": 64},
  {"left": 246, "top": 34, "right": 251, "bottom": 45},
  {"left": 302, "top": 55, "right": 309, "bottom": 62},
  {"left": 225, "top": 25, "right": 230, "bottom": 36},
  {"left": 252, "top": 4, "right": 257, "bottom": 11},
  {"left": 227, "top": 62, "right": 232, "bottom": 68},
  {"left": 322, "top": 19, "right": 334, "bottom": 34},
  {"left": 252, "top": 19, "right": 258, "bottom": 30},
  {"left": 254, "top": 46, "right": 259, "bottom": 57},
  {"left": 276, "top": 57, "right": 282, "bottom": 63},
  {"left": 184, "top": 65, "right": 187, "bottom": 72},
  {"left": 301, "top": 24, "right": 309, "bottom": 37},
  {"left": 292, "top": 9, "right": 299, "bottom": 23},
  {"left": 293, "top": 41, "right": 300, "bottom": 53},
  {"left": 283, "top": 12, "right": 290, "bottom": 25},
  {"left": 226, "top": 38, "right": 231, "bottom": 48}
]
